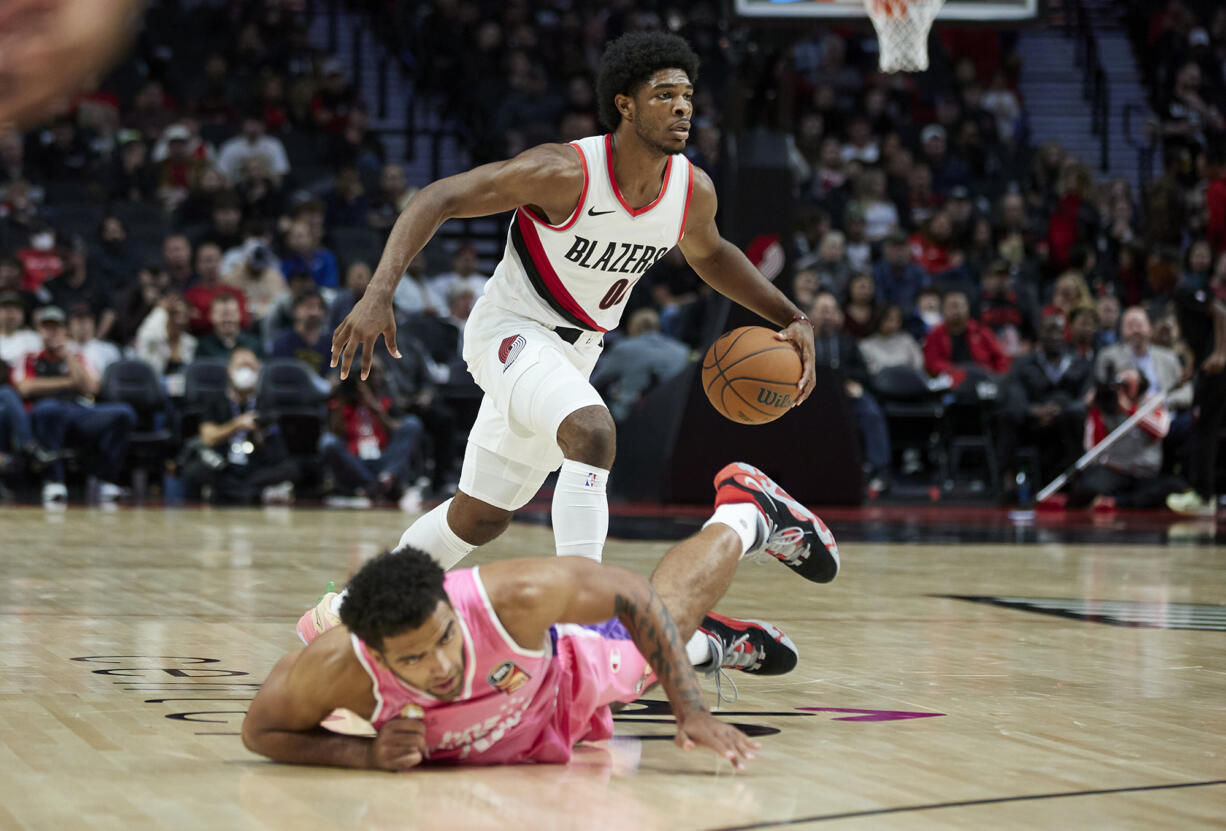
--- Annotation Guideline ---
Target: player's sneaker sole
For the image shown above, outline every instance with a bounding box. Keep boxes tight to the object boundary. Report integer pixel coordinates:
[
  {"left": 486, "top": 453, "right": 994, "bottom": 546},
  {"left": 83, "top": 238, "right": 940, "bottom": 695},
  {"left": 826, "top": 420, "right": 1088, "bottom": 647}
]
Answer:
[
  {"left": 714, "top": 462, "right": 840, "bottom": 583},
  {"left": 699, "top": 611, "right": 798, "bottom": 676}
]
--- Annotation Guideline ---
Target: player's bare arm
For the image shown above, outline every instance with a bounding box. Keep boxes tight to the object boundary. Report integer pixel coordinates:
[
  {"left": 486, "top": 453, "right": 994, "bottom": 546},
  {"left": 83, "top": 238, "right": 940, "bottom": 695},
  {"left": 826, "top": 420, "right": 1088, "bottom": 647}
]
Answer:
[
  {"left": 678, "top": 167, "right": 817, "bottom": 406},
  {"left": 331, "top": 144, "right": 585, "bottom": 380},
  {"left": 482, "top": 558, "right": 759, "bottom": 770},
  {"left": 242, "top": 628, "right": 422, "bottom": 772}
]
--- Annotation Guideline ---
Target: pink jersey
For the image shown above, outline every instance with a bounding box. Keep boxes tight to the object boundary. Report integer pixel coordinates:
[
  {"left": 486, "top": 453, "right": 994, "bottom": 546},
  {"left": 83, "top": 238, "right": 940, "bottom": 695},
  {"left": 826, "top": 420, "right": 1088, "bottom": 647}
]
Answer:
[{"left": 351, "top": 567, "right": 654, "bottom": 764}]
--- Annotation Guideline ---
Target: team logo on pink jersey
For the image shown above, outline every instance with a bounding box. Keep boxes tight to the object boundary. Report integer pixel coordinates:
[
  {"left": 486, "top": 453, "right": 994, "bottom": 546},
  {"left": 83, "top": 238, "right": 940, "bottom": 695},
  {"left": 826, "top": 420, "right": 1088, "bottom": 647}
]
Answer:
[
  {"left": 498, "top": 334, "right": 526, "bottom": 370},
  {"left": 488, "top": 660, "right": 532, "bottom": 694}
]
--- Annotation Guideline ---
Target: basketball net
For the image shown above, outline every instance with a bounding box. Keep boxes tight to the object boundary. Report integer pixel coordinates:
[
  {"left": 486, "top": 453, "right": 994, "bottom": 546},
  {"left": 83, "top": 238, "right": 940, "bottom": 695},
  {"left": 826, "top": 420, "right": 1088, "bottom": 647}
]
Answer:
[{"left": 864, "top": 0, "right": 944, "bottom": 73}]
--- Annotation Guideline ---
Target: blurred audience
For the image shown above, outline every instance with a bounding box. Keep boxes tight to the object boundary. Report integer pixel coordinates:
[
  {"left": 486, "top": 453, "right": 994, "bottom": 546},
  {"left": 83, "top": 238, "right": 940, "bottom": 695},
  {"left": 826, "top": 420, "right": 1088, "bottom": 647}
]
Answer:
[
  {"left": 811, "top": 291, "right": 892, "bottom": 492},
  {"left": 998, "top": 312, "right": 1094, "bottom": 499},
  {"left": 12, "top": 306, "right": 134, "bottom": 503},
  {"left": 186, "top": 347, "right": 296, "bottom": 504},
  {"left": 590, "top": 308, "right": 690, "bottom": 423},
  {"left": 923, "top": 290, "right": 1010, "bottom": 387},
  {"left": 859, "top": 305, "right": 924, "bottom": 375}
]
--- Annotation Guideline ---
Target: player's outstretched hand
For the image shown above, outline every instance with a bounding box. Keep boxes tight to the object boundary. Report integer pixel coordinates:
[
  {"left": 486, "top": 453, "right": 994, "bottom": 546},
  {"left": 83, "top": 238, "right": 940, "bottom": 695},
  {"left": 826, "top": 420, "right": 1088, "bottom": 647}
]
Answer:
[
  {"left": 674, "top": 711, "right": 760, "bottom": 772},
  {"left": 331, "top": 291, "right": 401, "bottom": 381},
  {"left": 0, "top": 0, "right": 145, "bottom": 128},
  {"left": 367, "top": 717, "right": 427, "bottom": 772},
  {"left": 775, "top": 320, "right": 816, "bottom": 407}
]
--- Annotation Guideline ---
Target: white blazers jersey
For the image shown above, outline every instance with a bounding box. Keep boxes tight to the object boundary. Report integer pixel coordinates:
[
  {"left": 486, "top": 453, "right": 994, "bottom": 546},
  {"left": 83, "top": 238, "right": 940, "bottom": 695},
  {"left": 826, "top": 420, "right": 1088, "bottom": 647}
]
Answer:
[{"left": 481, "top": 134, "right": 694, "bottom": 333}]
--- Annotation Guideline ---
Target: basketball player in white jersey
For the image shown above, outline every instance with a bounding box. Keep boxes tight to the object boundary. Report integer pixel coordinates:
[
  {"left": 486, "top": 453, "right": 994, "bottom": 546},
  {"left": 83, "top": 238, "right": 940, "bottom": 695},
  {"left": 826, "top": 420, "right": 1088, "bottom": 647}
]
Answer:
[{"left": 330, "top": 32, "right": 817, "bottom": 569}]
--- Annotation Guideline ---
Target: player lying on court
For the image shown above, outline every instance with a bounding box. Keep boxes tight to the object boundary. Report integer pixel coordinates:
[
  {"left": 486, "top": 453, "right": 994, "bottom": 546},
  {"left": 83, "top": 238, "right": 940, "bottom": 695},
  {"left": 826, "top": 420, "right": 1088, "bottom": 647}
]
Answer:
[
  {"left": 242, "top": 464, "right": 839, "bottom": 772},
  {"left": 330, "top": 32, "right": 817, "bottom": 572}
]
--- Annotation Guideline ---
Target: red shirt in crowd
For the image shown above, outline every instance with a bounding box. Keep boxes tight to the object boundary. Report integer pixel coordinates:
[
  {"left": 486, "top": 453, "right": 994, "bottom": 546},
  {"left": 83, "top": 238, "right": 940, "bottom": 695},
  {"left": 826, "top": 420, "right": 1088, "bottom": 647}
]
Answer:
[
  {"left": 183, "top": 284, "right": 249, "bottom": 335},
  {"left": 10, "top": 348, "right": 97, "bottom": 407},
  {"left": 330, "top": 397, "right": 392, "bottom": 457},
  {"left": 1206, "top": 174, "right": 1226, "bottom": 255},
  {"left": 1046, "top": 192, "right": 1082, "bottom": 270},
  {"left": 922, "top": 320, "right": 1010, "bottom": 386},
  {"left": 909, "top": 233, "right": 955, "bottom": 275},
  {"left": 16, "top": 249, "right": 64, "bottom": 291}
]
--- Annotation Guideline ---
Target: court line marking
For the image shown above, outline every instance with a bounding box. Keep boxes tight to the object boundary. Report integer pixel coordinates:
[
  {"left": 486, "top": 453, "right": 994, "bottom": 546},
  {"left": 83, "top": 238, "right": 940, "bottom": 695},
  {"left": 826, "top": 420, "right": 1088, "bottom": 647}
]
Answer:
[{"left": 705, "top": 779, "right": 1226, "bottom": 829}]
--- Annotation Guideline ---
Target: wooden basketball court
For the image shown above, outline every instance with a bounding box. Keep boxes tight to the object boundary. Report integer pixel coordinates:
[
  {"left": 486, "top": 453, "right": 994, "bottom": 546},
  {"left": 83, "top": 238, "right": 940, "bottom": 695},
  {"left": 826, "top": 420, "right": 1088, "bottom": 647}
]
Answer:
[{"left": 1, "top": 504, "right": 1223, "bottom": 829}]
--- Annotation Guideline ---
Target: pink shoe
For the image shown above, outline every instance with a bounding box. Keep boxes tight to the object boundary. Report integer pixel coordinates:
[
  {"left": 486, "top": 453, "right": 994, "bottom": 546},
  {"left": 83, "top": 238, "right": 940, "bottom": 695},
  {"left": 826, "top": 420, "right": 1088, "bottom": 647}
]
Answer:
[{"left": 296, "top": 582, "right": 342, "bottom": 645}]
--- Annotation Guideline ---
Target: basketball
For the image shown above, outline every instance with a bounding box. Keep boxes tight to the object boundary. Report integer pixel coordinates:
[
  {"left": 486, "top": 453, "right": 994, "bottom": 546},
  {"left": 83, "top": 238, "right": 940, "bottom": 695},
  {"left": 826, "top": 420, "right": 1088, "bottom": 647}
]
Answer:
[{"left": 701, "top": 326, "right": 802, "bottom": 425}]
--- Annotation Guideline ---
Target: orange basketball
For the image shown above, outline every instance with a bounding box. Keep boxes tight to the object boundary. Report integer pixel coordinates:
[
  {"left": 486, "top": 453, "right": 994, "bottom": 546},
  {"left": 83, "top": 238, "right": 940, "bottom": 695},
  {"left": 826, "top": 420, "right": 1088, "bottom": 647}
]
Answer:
[{"left": 701, "top": 326, "right": 802, "bottom": 425}]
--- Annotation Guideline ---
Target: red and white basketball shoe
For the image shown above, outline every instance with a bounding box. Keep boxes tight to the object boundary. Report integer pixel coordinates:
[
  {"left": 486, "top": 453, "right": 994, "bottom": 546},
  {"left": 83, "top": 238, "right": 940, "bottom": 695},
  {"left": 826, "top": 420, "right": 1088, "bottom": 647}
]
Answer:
[
  {"left": 296, "top": 582, "right": 342, "bottom": 646},
  {"left": 713, "top": 462, "right": 840, "bottom": 583},
  {"left": 698, "top": 611, "right": 798, "bottom": 676}
]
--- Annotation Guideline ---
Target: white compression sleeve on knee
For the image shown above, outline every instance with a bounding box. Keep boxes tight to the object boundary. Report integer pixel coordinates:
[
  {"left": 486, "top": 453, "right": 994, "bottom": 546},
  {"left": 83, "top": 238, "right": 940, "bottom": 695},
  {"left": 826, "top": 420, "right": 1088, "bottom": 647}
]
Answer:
[
  {"left": 395, "top": 498, "right": 475, "bottom": 570},
  {"left": 702, "top": 503, "right": 763, "bottom": 558},
  {"left": 552, "top": 459, "right": 609, "bottom": 561}
]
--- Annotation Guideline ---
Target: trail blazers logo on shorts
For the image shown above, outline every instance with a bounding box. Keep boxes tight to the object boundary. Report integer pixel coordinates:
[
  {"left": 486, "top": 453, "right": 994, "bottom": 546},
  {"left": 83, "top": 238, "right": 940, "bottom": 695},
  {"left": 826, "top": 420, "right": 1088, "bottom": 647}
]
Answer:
[
  {"left": 488, "top": 660, "right": 532, "bottom": 694},
  {"left": 498, "top": 335, "right": 526, "bottom": 371}
]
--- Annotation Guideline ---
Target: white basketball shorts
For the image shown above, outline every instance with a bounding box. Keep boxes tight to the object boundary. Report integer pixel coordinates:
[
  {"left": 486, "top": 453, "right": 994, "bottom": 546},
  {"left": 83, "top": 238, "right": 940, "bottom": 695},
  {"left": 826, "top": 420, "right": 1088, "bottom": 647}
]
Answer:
[{"left": 457, "top": 296, "right": 607, "bottom": 511}]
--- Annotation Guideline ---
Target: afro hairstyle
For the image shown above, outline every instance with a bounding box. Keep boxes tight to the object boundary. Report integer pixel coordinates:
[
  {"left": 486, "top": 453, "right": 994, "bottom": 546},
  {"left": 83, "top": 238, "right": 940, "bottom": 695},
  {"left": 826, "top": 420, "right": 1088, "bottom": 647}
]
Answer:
[
  {"left": 338, "top": 546, "right": 448, "bottom": 651},
  {"left": 596, "top": 31, "right": 700, "bottom": 132}
]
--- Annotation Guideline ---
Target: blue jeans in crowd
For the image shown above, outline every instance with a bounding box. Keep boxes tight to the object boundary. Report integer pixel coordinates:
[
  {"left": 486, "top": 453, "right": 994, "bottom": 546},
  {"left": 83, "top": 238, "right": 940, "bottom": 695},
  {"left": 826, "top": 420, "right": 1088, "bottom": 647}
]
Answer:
[
  {"left": 0, "top": 386, "right": 33, "bottom": 452},
  {"left": 318, "top": 416, "right": 426, "bottom": 491},
  {"left": 30, "top": 399, "right": 136, "bottom": 482},
  {"left": 853, "top": 391, "right": 892, "bottom": 476}
]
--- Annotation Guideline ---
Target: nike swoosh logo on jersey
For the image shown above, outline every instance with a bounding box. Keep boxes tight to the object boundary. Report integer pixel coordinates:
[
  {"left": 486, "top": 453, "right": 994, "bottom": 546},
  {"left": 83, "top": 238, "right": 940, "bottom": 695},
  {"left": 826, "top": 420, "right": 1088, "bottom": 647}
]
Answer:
[{"left": 587, "top": 206, "right": 616, "bottom": 216}]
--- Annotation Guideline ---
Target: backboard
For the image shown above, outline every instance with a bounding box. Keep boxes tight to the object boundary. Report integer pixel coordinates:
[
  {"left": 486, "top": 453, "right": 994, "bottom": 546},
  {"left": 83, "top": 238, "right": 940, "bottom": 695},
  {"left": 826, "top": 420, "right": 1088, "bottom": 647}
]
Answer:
[{"left": 734, "top": 0, "right": 1040, "bottom": 22}]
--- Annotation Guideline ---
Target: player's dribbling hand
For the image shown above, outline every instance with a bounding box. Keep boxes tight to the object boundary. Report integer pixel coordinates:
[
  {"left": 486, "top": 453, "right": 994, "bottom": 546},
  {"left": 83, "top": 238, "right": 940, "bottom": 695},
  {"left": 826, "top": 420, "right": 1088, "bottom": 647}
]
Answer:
[
  {"left": 367, "top": 717, "right": 428, "bottom": 772},
  {"left": 775, "top": 321, "right": 816, "bottom": 407},
  {"left": 331, "top": 291, "right": 401, "bottom": 381},
  {"left": 674, "top": 712, "right": 759, "bottom": 772}
]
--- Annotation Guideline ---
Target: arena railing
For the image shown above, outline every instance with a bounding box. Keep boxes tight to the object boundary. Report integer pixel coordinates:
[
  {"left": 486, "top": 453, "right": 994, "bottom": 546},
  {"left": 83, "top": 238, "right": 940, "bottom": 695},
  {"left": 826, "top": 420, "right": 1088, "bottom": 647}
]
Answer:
[
  {"left": 1121, "top": 102, "right": 1158, "bottom": 190},
  {"left": 1066, "top": 0, "right": 1110, "bottom": 173}
]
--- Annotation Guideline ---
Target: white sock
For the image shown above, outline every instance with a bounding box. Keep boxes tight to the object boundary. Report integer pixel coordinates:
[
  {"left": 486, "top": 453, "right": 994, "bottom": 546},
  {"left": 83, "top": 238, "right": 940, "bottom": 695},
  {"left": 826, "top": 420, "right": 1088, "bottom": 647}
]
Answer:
[
  {"left": 395, "top": 498, "right": 475, "bottom": 570},
  {"left": 686, "top": 630, "right": 712, "bottom": 666},
  {"left": 702, "top": 503, "right": 763, "bottom": 558},
  {"left": 551, "top": 459, "right": 609, "bottom": 562}
]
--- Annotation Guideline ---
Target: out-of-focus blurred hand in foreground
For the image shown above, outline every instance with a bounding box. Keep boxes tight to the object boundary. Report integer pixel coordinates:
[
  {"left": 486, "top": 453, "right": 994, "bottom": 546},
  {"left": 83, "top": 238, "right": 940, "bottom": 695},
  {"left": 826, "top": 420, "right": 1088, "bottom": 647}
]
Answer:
[{"left": 0, "top": 0, "right": 146, "bottom": 128}]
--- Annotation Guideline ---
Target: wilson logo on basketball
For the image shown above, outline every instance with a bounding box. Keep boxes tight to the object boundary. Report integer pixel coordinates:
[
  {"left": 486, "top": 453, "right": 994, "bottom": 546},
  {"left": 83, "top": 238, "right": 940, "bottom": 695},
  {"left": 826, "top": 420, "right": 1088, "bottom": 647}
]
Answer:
[
  {"left": 757, "top": 388, "right": 793, "bottom": 409},
  {"left": 498, "top": 335, "right": 526, "bottom": 371}
]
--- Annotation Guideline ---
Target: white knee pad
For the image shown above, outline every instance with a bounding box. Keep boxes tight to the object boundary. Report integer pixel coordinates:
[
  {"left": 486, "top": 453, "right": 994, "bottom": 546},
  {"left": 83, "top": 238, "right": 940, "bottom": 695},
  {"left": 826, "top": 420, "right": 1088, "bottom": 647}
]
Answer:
[{"left": 502, "top": 346, "right": 605, "bottom": 441}]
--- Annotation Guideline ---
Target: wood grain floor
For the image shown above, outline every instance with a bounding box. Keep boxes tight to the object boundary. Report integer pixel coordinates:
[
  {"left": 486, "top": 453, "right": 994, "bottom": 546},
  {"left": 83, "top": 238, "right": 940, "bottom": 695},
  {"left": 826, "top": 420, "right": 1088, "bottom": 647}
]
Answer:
[{"left": 0, "top": 505, "right": 1223, "bottom": 830}]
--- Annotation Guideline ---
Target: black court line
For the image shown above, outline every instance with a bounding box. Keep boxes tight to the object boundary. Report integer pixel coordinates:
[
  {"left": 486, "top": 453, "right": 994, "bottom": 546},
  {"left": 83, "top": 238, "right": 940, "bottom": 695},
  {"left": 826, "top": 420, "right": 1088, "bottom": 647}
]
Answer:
[{"left": 706, "top": 779, "right": 1226, "bottom": 830}]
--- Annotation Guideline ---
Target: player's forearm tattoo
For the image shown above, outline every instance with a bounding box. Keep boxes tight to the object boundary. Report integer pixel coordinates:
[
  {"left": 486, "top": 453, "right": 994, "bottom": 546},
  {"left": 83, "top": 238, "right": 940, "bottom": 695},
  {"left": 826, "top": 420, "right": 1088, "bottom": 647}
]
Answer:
[{"left": 614, "top": 588, "right": 708, "bottom": 717}]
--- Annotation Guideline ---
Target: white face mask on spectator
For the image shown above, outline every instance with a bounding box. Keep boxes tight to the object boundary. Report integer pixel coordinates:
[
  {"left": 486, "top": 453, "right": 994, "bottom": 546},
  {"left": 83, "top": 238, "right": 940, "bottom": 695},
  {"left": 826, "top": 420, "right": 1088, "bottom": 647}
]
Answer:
[
  {"left": 230, "top": 366, "right": 258, "bottom": 391},
  {"left": 31, "top": 233, "right": 54, "bottom": 251}
]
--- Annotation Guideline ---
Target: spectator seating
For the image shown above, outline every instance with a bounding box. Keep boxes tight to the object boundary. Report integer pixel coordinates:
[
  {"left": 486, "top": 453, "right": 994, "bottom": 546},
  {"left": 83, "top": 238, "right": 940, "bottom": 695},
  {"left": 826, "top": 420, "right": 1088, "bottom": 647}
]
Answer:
[
  {"left": 871, "top": 365, "right": 948, "bottom": 482},
  {"left": 98, "top": 359, "right": 175, "bottom": 496}
]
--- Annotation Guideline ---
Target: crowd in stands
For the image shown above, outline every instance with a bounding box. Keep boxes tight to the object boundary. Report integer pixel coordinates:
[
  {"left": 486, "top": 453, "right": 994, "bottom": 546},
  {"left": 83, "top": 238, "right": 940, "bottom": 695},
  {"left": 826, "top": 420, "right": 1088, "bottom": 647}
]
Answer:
[
  {"left": 0, "top": 0, "right": 477, "bottom": 507},
  {"left": 0, "top": 0, "right": 1222, "bottom": 513},
  {"left": 766, "top": 0, "right": 1225, "bottom": 508}
]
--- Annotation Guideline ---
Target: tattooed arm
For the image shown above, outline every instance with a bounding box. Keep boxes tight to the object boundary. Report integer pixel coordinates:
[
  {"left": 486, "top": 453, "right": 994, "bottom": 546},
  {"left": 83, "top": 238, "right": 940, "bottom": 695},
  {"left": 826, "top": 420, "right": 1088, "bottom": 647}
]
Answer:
[{"left": 483, "top": 558, "right": 758, "bottom": 769}]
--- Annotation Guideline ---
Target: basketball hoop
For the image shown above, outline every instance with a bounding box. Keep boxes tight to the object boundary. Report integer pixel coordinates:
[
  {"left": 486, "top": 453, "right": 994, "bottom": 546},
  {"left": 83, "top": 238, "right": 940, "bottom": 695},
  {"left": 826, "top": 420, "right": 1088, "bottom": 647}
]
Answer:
[{"left": 864, "top": 0, "right": 945, "bottom": 73}]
